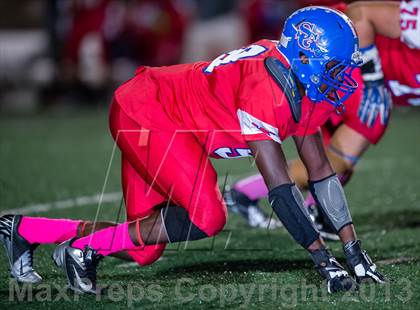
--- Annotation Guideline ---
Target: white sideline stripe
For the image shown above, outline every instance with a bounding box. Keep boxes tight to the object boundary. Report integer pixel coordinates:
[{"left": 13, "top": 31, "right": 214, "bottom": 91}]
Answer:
[
  {"left": 1, "top": 156, "right": 403, "bottom": 216},
  {"left": 116, "top": 262, "right": 140, "bottom": 269},
  {"left": 0, "top": 174, "right": 246, "bottom": 215},
  {"left": 0, "top": 192, "right": 122, "bottom": 215},
  {"left": 116, "top": 257, "right": 167, "bottom": 268},
  {"left": 377, "top": 256, "right": 416, "bottom": 265}
]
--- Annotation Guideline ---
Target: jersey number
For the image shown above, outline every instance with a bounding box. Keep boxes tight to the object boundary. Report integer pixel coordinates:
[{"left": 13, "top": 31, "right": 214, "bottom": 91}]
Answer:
[
  {"left": 401, "top": 4, "right": 419, "bottom": 30},
  {"left": 204, "top": 45, "right": 267, "bottom": 73},
  {"left": 212, "top": 147, "right": 252, "bottom": 159},
  {"left": 401, "top": 19, "right": 418, "bottom": 30}
]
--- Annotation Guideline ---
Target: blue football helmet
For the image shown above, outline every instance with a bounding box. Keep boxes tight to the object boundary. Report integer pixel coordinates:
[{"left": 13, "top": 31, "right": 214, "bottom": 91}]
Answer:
[{"left": 278, "top": 6, "right": 362, "bottom": 110}]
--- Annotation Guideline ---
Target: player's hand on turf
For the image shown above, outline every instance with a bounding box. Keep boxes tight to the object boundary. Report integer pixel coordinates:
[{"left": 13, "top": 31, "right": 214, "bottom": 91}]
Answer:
[{"left": 358, "top": 80, "right": 392, "bottom": 127}]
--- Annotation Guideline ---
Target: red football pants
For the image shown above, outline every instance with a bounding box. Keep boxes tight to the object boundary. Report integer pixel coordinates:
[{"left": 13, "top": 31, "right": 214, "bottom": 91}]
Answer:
[{"left": 109, "top": 99, "right": 227, "bottom": 264}]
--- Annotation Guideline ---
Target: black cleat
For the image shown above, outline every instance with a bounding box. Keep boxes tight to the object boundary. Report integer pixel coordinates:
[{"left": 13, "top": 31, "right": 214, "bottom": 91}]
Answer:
[
  {"left": 310, "top": 248, "right": 358, "bottom": 294},
  {"left": 224, "top": 187, "right": 282, "bottom": 229},
  {"left": 53, "top": 239, "right": 103, "bottom": 294},
  {"left": 0, "top": 214, "right": 42, "bottom": 283},
  {"left": 344, "top": 240, "right": 385, "bottom": 284}
]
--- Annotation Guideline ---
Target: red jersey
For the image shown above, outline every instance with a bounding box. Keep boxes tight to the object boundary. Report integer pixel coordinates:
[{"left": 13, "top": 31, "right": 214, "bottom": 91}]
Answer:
[
  {"left": 115, "top": 40, "right": 347, "bottom": 159},
  {"left": 376, "top": 36, "right": 420, "bottom": 106},
  {"left": 375, "top": 0, "right": 420, "bottom": 106},
  {"left": 323, "top": 1, "right": 420, "bottom": 144}
]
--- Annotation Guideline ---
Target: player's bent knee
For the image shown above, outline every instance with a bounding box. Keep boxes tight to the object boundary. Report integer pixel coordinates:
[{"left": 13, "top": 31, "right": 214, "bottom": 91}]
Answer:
[
  {"left": 127, "top": 244, "right": 166, "bottom": 266},
  {"left": 193, "top": 198, "right": 227, "bottom": 237},
  {"left": 201, "top": 206, "right": 227, "bottom": 237},
  {"left": 161, "top": 203, "right": 227, "bottom": 241},
  {"left": 162, "top": 205, "right": 209, "bottom": 242}
]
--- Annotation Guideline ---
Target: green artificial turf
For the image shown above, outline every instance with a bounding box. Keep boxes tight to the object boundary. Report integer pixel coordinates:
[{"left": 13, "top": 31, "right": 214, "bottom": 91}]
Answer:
[{"left": 0, "top": 107, "right": 419, "bottom": 309}]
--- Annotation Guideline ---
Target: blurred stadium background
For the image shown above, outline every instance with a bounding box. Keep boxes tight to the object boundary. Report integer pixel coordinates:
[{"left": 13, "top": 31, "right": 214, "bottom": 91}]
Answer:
[
  {"left": 0, "top": 0, "right": 419, "bottom": 309},
  {"left": 0, "top": 0, "right": 344, "bottom": 113}
]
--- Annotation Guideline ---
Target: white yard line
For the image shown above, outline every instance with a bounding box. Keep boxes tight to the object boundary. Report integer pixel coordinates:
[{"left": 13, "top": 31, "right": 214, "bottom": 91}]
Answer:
[
  {"left": 0, "top": 174, "right": 247, "bottom": 216},
  {"left": 0, "top": 192, "right": 122, "bottom": 215},
  {"left": 377, "top": 256, "right": 417, "bottom": 265},
  {"left": 88, "top": 141, "right": 120, "bottom": 245},
  {"left": 116, "top": 257, "right": 167, "bottom": 268},
  {"left": 1, "top": 157, "right": 404, "bottom": 216}
]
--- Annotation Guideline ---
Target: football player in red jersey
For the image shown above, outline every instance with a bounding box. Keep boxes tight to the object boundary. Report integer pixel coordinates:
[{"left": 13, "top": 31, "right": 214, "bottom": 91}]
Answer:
[
  {"left": 226, "top": 0, "right": 420, "bottom": 240},
  {"left": 0, "top": 7, "right": 384, "bottom": 294}
]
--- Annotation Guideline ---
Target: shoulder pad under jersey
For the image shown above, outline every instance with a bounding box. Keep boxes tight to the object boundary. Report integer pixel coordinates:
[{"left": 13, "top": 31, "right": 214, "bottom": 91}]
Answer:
[{"left": 264, "top": 57, "right": 302, "bottom": 123}]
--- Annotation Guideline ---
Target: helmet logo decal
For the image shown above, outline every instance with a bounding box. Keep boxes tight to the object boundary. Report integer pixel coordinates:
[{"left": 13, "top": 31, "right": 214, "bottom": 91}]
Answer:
[{"left": 293, "top": 22, "right": 328, "bottom": 56}]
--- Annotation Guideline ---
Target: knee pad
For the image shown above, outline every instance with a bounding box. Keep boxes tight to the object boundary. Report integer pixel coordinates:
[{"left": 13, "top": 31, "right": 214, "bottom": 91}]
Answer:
[
  {"left": 127, "top": 244, "right": 166, "bottom": 266},
  {"left": 200, "top": 205, "right": 227, "bottom": 237},
  {"left": 309, "top": 174, "right": 352, "bottom": 233},
  {"left": 268, "top": 184, "right": 319, "bottom": 248},
  {"left": 161, "top": 205, "right": 209, "bottom": 242}
]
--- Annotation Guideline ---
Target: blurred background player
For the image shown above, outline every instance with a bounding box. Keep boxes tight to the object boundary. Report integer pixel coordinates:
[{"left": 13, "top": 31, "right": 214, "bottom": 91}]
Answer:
[
  {"left": 44, "top": 0, "right": 188, "bottom": 107},
  {"left": 225, "top": 0, "right": 420, "bottom": 240},
  {"left": 181, "top": 0, "right": 248, "bottom": 63},
  {"left": 0, "top": 0, "right": 334, "bottom": 112},
  {"left": 0, "top": 7, "right": 384, "bottom": 294}
]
